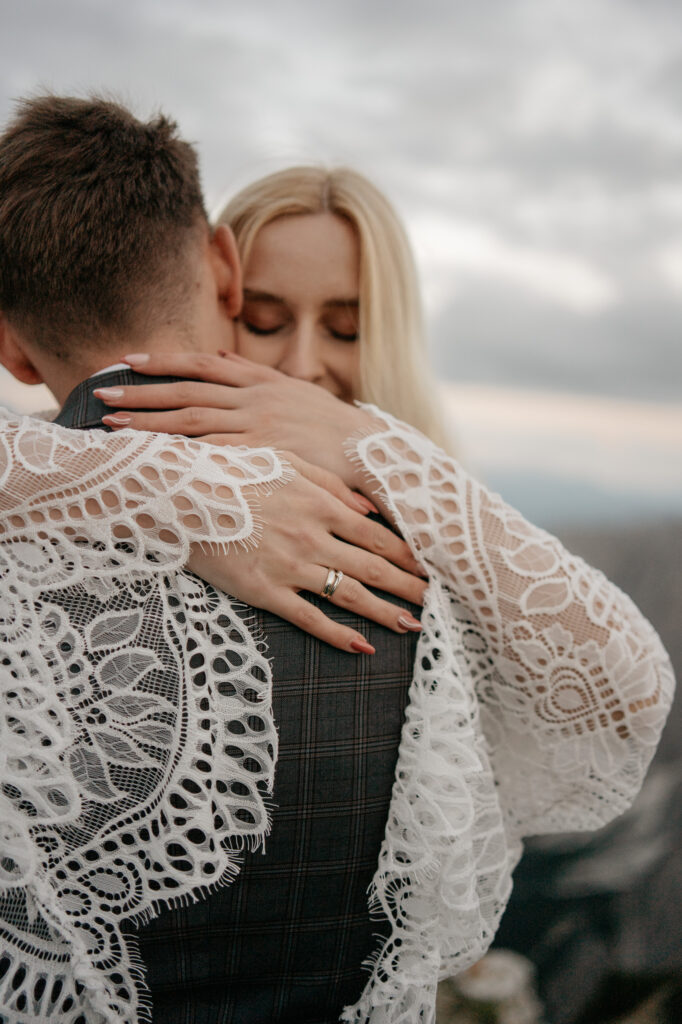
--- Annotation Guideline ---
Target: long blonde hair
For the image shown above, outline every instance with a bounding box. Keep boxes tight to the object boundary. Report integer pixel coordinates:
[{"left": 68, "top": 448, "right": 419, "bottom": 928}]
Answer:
[{"left": 217, "top": 166, "right": 451, "bottom": 449}]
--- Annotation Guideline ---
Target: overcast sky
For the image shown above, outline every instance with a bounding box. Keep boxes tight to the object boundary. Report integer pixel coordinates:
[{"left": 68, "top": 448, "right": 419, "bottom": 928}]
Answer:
[
  {"left": 2, "top": 0, "right": 682, "bottom": 401},
  {"left": 1, "top": 0, "right": 680, "bottom": 522}
]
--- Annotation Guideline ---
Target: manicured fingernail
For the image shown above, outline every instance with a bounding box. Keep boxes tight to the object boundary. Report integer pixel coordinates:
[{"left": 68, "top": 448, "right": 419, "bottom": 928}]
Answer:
[
  {"left": 122, "top": 353, "right": 150, "bottom": 366},
  {"left": 351, "top": 495, "right": 371, "bottom": 515},
  {"left": 354, "top": 494, "right": 379, "bottom": 514},
  {"left": 350, "top": 639, "right": 375, "bottom": 655},
  {"left": 93, "top": 387, "right": 124, "bottom": 401},
  {"left": 102, "top": 413, "right": 131, "bottom": 426},
  {"left": 397, "top": 614, "right": 422, "bottom": 632}
]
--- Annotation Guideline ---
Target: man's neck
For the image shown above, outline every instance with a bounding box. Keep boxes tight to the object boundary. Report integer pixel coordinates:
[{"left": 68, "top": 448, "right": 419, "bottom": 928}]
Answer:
[
  {"left": 41, "top": 335, "right": 196, "bottom": 407},
  {"left": 41, "top": 354, "right": 118, "bottom": 406}
]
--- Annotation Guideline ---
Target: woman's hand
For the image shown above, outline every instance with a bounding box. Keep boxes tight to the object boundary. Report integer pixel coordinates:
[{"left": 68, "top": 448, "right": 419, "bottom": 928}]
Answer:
[
  {"left": 94, "top": 351, "right": 377, "bottom": 489},
  {"left": 93, "top": 351, "right": 426, "bottom": 651},
  {"left": 188, "top": 451, "right": 425, "bottom": 654}
]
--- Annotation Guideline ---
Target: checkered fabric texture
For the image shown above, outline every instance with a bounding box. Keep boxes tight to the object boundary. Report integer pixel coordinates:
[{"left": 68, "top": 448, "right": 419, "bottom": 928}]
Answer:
[{"left": 59, "top": 372, "right": 419, "bottom": 1024}]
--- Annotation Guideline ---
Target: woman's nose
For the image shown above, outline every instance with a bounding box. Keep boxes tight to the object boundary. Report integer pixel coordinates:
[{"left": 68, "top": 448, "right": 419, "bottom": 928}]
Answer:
[{"left": 277, "top": 330, "right": 325, "bottom": 382}]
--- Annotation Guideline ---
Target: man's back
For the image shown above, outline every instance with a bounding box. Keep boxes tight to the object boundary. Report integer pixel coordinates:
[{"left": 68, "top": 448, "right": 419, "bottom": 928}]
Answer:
[{"left": 56, "top": 370, "right": 419, "bottom": 1023}]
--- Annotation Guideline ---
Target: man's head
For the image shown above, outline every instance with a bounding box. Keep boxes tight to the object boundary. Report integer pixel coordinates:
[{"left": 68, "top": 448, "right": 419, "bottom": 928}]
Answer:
[{"left": 0, "top": 94, "right": 241, "bottom": 401}]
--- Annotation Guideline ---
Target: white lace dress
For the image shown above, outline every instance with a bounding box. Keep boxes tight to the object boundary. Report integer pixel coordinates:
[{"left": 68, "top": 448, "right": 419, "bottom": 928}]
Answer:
[{"left": 0, "top": 407, "right": 674, "bottom": 1024}]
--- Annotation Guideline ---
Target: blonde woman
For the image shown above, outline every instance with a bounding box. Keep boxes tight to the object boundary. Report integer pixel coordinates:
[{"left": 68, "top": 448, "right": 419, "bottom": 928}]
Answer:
[
  {"left": 97, "top": 166, "right": 674, "bottom": 1022},
  {"left": 221, "top": 165, "right": 452, "bottom": 451}
]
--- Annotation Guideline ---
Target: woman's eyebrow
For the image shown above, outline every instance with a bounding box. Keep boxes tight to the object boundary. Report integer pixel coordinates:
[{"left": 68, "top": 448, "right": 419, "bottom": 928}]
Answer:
[
  {"left": 243, "top": 290, "right": 359, "bottom": 310},
  {"left": 323, "top": 298, "right": 359, "bottom": 310},
  {"left": 242, "top": 289, "right": 286, "bottom": 304}
]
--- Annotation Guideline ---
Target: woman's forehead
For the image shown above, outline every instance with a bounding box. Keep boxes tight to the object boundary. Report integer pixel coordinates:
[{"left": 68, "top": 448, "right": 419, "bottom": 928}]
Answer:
[{"left": 245, "top": 212, "right": 359, "bottom": 300}]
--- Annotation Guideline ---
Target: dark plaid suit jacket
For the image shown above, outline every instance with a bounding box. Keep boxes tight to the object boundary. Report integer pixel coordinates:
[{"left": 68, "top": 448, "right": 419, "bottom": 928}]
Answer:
[{"left": 55, "top": 370, "right": 419, "bottom": 1024}]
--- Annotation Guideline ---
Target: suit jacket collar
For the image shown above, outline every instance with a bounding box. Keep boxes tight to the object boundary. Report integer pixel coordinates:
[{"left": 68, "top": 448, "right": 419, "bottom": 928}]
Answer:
[{"left": 54, "top": 369, "right": 184, "bottom": 430}]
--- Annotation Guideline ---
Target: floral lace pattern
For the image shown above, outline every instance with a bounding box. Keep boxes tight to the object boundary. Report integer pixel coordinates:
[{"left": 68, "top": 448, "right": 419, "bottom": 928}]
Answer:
[
  {"left": 0, "top": 407, "right": 674, "bottom": 1024},
  {"left": 0, "top": 412, "right": 287, "bottom": 1024},
  {"left": 341, "top": 407, "right": 674, "bottom": 1024}
]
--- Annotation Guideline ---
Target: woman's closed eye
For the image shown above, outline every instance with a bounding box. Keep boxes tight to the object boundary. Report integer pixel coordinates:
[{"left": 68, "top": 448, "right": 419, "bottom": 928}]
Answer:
[
  {"left": 322, "top": 308, "right": 359, "bottom": 343},
  {"left": 238, "top": 300, "right": 290, "bottom": 336},
  {"left": 240, "top": 318, "right": 287, "bottom": 337},
  {"left": 326, "top": 326, "right": 358, "bottom": 342},
  {"left": 239, "top": 312, "right": 358, "bottom": 343},
  {"left": 241, "top": 319, "right": 357, "bottom": 342}
]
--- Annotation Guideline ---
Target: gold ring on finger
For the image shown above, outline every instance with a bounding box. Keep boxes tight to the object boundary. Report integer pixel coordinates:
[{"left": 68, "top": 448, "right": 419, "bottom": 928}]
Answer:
[{"left": 320, "top": 567, "right": 344, "bottom": 599}]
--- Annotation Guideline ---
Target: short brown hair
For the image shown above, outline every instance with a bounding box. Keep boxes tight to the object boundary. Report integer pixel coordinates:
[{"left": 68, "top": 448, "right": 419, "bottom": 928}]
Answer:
[{"left": 0, "top": 94, "right": 207, "bottom": 357}]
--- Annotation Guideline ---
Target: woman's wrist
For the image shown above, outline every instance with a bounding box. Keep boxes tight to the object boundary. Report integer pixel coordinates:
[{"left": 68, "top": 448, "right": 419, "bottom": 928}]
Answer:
[{"left": 341, "top": 408, "right": 394, "bottom": 511}]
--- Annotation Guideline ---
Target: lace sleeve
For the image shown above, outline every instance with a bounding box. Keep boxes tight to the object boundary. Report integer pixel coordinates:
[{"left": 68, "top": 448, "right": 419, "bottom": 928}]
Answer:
[
  {"left": 0, "top": 410, "right": 288, "bottom": 1024},
  {"left": 0, "top": 408, "right": 288, "bottom": 561},
  {"left": 349, "top": 405, "right": 674, "bottom": 836},
  {"left": 342, "top": 406, "right": 674, "bottom": 1024}
]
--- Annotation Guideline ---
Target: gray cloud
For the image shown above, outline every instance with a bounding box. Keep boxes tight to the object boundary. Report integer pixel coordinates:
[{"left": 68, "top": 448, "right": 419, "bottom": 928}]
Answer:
[
  {"left": 1, "top": 0, "right": 681, "bottom": 402},
  {"left": 432, "top": 284, "right": 682, "bottom": 401}
]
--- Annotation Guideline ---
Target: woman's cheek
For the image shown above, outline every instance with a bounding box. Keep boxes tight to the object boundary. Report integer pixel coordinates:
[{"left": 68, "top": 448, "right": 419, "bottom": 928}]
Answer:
[
  {"left": 333, "top": 345, "right": 361, "bottom": 402},
  {"left": 234, "top": 327, "right": 280, "bottom": 369}
]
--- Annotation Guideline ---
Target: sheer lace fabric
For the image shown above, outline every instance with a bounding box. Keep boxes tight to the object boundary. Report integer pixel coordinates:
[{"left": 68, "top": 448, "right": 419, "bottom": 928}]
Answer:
[
  {"left": 340, "top": 407, "right": 674, "bottom": 1024},
  {"left": 0, "top": 411, "right": 287, "bottom": 1024},
  {"left": 0, "top": 407, "right": 673, "bottom": 1024}
]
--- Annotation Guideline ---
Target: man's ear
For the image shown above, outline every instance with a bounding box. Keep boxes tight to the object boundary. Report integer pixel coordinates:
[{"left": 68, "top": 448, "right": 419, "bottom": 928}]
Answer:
[
  {"left": 210, "top": 224, "right": 243, "bottom": 318},
  {"left": 0, "top": 316, "right": 45, "bottom": 385}
]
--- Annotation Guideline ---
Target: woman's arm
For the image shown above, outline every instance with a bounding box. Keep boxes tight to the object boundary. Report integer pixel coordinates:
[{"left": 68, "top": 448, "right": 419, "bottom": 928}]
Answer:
[
  {"left": 88, "top": 351, "right": 677, "bottom": 1019},
  {"left": 348, "top": 404, "right": 675, "bottom": 834},
  {"left": 96, "top": 355, "right": 675, "bottom": 832},
  {"left": 0, "top": 410, "right": 425, "bottom": 652},
  {"left": 93, "top": 350, "right": 379, "bottom": 487}
]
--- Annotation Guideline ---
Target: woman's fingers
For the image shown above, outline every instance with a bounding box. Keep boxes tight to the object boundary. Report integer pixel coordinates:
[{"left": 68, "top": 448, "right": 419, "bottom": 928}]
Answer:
[
  {"left": 121, "top": 351, "right": 275, "bottom": 387},
  {"left": 101, "top": 407, "right": 245, "bottom": 436},
  {"left": 327, "top": 498, "right": 425, "bottom": 578},
  {"left": 309, "top": 568, "right": 422, "bottom": 635},
  {"left": 187, "top": 465, "right": 424, "bottom": 653},
  {"left": 192, "top": 551, "right": 377, "bottom": 654},
  {"left": 251, "top": 589, "right": 376, "bottom": 655},
  {"left": 94, "top": 380, "right": 245, "bottom": 410},
  {"left": 283, "top": 452, "right": 377, "bottom": 516},
  {"left": 325, "top": 536, "right": 426, "bottom": 607}
]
